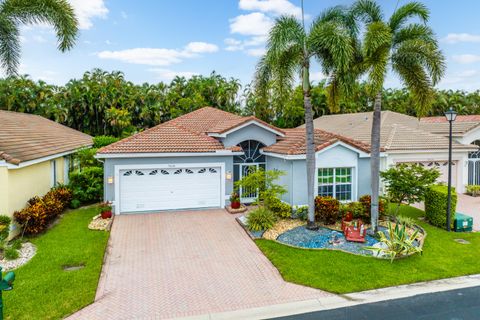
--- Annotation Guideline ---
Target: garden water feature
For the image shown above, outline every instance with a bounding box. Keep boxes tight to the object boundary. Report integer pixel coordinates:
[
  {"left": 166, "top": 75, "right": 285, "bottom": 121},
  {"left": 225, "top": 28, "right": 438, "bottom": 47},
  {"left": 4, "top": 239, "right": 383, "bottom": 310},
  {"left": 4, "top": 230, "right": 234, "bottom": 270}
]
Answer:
[{"left": 277, "top": 226, "right": 384, "bottom": 256}]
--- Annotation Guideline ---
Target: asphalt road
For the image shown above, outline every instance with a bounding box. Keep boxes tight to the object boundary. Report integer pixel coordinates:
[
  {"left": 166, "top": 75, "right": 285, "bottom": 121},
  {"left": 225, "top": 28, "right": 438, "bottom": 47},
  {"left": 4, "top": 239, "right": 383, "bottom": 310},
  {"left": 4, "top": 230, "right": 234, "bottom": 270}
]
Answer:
[{"left": 273, "top": 286, "right": 480, "bottom": 320}]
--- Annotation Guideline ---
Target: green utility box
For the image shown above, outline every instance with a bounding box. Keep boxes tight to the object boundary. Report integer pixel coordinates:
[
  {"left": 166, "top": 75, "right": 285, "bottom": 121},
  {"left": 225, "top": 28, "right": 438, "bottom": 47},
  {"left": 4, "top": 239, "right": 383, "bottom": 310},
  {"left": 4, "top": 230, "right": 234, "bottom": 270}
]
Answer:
[{"left": 454, "top": 213, "right": 473, "bottom": 232}]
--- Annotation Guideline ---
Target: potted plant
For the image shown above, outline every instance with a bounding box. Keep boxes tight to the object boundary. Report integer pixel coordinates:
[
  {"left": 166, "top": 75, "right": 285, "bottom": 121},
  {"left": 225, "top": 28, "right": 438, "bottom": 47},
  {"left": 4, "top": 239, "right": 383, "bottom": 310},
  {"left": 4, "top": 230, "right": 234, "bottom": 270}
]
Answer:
[
  {"left": 100, "top": 202, "right": 112, "bottom": 219},
  {"left": 230, "top": 192, "right": 241, "bottom": 209}
]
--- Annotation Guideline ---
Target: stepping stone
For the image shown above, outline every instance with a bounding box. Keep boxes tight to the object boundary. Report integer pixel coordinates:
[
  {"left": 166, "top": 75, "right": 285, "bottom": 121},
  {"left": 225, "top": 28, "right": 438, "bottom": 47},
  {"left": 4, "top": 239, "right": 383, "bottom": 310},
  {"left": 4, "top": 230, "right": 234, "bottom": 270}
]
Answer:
[{"left": 454, "top": 238, "right": 470, "bottom": 244}]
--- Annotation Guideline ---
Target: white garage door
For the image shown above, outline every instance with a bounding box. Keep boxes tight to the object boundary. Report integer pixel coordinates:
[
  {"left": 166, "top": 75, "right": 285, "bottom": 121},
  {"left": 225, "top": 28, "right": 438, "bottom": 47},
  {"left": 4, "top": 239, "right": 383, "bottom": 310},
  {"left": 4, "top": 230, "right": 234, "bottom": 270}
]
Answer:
[
  {"left": 119, "top": 166, "right": 222, "bottom": 213},
  {"left": 399, "top": 161, "right": 457, "bottom": 186}
]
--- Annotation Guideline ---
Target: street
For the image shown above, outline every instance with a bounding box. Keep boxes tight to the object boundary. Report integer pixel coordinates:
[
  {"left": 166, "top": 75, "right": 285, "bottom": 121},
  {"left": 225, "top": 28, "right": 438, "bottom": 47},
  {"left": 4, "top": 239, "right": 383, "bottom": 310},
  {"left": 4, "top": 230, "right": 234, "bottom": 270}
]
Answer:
[{"left": 273, "top": 286, "right": 480, "bottom": 320}]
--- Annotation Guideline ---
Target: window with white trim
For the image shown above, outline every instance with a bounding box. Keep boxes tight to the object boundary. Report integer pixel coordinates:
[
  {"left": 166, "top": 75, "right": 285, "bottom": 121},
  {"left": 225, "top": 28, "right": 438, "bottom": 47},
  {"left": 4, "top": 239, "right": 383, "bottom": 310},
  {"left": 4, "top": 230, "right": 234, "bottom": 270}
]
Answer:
[{"left": 318, "top": 167, "right": 352, "bottom": 201}]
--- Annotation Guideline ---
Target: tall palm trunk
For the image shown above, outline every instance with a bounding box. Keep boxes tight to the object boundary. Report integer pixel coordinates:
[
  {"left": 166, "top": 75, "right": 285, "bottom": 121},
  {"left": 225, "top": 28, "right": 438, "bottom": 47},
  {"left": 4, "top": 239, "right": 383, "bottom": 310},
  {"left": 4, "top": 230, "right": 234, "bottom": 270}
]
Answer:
[
  {"left": 303, "top": 64, "right": 317, "bottom": 229},
  {"left": 370, "top": 91, "right": 382, "bottom": 233}
]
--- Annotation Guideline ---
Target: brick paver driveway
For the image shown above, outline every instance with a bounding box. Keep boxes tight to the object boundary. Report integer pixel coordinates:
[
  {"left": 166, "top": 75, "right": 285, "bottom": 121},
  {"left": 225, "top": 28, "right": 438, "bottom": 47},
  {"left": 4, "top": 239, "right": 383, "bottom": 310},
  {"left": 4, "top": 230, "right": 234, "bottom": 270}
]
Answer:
[{"left": 69, "top": 209, "right": 331, "bottom": 319}]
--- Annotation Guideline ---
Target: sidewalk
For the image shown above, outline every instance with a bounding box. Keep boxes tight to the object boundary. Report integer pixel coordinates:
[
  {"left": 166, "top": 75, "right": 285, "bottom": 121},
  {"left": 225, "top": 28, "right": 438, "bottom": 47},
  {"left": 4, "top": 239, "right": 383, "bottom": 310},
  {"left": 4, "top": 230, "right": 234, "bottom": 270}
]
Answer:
[{"left": 178, "top": 274, "right": 480, "bottom": 320}]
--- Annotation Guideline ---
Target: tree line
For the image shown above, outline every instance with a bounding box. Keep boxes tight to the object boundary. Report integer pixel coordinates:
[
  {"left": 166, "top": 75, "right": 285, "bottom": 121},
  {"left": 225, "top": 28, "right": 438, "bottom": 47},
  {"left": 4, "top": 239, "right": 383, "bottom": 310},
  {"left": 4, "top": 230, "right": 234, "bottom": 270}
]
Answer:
[{"left": 1, "top": 69, "right": 479, "bottom": 137}]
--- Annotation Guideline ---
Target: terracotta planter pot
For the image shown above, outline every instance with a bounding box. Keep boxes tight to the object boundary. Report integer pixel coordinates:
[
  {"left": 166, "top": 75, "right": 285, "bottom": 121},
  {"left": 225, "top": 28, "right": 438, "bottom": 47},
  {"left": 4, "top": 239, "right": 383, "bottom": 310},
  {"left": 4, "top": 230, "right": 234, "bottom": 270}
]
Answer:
[
  {"left": 231, "top": 201, "right": 241, "bottom": 209},
  {"left": 101, "top": 210, "right": 112, "bottom": 219},
  {"left": 344, "top": 212, "right": 353, "bottom": 222}
]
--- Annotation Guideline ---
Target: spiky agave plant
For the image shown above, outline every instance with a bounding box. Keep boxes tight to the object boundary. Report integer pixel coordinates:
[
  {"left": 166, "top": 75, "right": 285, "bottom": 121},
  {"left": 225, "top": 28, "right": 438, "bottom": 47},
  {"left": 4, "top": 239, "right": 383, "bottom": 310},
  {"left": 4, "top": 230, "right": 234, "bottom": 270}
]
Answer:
[{"left": 366, "top": 222, "right": 422, "bottom": 262}]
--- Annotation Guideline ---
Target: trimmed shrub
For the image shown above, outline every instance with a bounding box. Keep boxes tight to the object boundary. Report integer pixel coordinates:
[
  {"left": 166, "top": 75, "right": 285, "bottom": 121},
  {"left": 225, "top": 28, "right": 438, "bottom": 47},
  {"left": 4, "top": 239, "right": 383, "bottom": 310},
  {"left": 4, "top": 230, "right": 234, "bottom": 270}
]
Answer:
[
  {"left": 69, "top": 167, "right": 104, "bottom": 204},
  {"left": 342, "top": 201, "right": 365, "bottom": 219},
  {"left": 293, "top": 205, "right": 308, "bottom": 221},
  {"left": 0, "top": 215, "right": 11, "bottom": 241},
  {"left": 267, "top": 197, "right": 292, "bottom": 219},
  {"left": 315, "top": 196, "right": 340, "bottom": 224},
  {"left": 466, "top": 185, "right": 480, "bottom": 197},
  {"left": 14, "top": 186, "right": 72, "bottom": 235},
  {"left": 246, "top": 207, "right": 276, "bottom": 232},
  {"left": 93, "top": 135, "right": 119, "bottom": 148},
  {"left": 4, "top": 247, "right": 19, "bottom": 260},
  {"left": 425, "top": 185, "right": 457, "bottom": 229},
  {"left": 359, "top": 195, "right": 386, "bottom": 219}
]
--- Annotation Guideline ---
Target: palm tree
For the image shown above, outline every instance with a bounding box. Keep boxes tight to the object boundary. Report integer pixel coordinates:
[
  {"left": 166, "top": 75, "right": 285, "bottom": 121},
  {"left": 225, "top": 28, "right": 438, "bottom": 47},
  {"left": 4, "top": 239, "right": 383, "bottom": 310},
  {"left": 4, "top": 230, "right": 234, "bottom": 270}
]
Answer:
[
  {"left": 0, "top": 0, "right": 78, "bottom": 75},
  {"left": 351, "top": 0, "right": 445, "bottom": 232},
  {"left": 255, "top": 4, "right": 354, "bottom": 227}
]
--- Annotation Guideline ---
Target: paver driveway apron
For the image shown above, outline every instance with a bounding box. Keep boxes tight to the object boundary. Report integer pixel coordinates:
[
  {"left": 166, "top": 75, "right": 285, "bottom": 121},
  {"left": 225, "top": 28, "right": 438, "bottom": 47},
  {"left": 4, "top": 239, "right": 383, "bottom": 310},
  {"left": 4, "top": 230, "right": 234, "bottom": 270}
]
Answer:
[{"left": 69, "top": 209, "right": 331, "bottom": 320}]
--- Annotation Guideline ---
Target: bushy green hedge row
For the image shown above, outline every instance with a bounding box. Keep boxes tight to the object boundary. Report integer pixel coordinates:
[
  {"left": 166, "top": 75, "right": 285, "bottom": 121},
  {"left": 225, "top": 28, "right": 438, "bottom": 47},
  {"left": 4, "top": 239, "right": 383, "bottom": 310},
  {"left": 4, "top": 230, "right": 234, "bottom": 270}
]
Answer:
[
  {"left": 425, "top": 185, "right": 457, "bottom": 228},
  {"left": 69, "top": 167, "right": 104, "bottom": 207}
]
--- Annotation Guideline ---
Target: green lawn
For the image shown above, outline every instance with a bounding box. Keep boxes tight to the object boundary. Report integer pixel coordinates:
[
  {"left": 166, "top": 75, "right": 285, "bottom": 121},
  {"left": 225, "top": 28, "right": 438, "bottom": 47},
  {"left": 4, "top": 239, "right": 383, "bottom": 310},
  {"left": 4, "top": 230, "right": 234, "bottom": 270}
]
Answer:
[
  {"left": 3, "top": 206, "right": 109, "bottom": 320},
  {"left": 256, "top": 205, "right": 480, "bottom": 294}
]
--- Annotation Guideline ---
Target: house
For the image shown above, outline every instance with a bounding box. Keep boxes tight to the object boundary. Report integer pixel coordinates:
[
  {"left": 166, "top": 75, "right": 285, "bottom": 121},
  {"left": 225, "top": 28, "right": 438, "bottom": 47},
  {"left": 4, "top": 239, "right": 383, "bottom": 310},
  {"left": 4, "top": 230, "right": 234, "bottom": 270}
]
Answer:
[
  {"left": 0, "top": 111, "right": 92, "bottom": 226},
  {"left": 97, "top": 107, "right": 377, "bottom": 214},
  {"left": 308, "top": 111, "right": 478, "bottom": 193}
]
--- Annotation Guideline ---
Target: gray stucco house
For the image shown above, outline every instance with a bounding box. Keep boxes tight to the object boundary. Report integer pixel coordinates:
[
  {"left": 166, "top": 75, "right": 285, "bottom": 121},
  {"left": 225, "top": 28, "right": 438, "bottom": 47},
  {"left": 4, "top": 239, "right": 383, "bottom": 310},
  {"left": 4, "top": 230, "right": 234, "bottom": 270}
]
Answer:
[{"left": 96, "top": 107, "right": 377, "bottom": 215}]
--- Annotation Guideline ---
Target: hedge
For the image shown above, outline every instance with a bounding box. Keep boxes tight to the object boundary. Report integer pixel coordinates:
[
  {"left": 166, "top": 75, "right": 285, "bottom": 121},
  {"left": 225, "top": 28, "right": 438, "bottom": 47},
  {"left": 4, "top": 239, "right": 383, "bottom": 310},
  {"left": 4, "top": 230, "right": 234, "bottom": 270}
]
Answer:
[
  {"left": 69, "top": 167, "right": 104, "bottom": 204},
  {"left": 424, "top": 184, "right": 457, "bottom": 229}
]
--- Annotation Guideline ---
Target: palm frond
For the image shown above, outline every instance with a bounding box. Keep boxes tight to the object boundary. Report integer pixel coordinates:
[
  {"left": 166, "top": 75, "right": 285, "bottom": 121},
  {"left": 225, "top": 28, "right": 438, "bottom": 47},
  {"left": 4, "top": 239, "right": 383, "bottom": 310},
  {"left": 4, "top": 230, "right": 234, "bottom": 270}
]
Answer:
[
  {"left": 393, "top": 38, "right": 445, "bottom": 85},
  {"left": 1, "top": 0, "right": 78, "bottom": 51},
  {"left": 316, "top": 5, "right": 358, "bottom": 36},
  {"left": 267, "top": 15, "right": 305, "bottom": 60},
  {"left": 389, "top": 2, "right": 429, "bottom": 32},
  {"left": 393, "top": 24, "right": 435, "bottom": 46},
  {"left": 392, "top": 55, "right": 434, "bottom": 116},
  {"left": 0, "top": 15, "right": 20, "bottom": 76},
  {"left": 351, "top": 0, "right": 383, "bottom": 24}
]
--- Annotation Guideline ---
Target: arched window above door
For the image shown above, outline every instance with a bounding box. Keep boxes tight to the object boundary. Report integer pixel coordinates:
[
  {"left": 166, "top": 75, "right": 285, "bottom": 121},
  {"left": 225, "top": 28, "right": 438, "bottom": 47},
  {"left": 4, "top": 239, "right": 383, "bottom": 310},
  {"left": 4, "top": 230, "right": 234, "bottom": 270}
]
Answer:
[
  {"left": 469, "top": 140, "right": 480, "bottom": 159},
  {"left": 234, "top": 140, "right": 266, "bottom": 163}
]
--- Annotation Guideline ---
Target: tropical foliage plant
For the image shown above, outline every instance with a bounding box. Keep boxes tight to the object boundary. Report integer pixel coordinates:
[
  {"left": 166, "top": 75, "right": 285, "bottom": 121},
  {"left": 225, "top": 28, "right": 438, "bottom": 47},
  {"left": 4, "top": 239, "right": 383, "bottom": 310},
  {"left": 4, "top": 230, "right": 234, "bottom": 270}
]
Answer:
[
  {"left": 314, "top": 196, "right": 340, "bottom": 224},
  {"left": 348, "top": 0, "right": 445, "bottom": 233},
  {"left": 254, "top": 5, "right": 355, "bottom": 227},
  {"left": 246, "top": 207, "right": 277, "bottom": 232},
  {"left": 381, "top": 163, "right": 440, "bottom": 215},
  {"left": 0, "top": 0, "right": 78, "bottom": 75},
  {"left": 365, "top": 222, "right": 422, "bottom": 262}
]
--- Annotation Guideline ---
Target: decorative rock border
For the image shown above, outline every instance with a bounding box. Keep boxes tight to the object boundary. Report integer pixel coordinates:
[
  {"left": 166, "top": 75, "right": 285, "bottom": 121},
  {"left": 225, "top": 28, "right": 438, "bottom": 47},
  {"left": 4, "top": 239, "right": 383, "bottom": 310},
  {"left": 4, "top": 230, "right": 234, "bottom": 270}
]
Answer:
[
  {"left": 0, "top": 242, "right": 37, "bottom": 271},
  {"left": 88, "top": 215, "right": 113, "bottom": 231},
  {"left": 225, "top": 205, "right": 248, "bottom": 214}
]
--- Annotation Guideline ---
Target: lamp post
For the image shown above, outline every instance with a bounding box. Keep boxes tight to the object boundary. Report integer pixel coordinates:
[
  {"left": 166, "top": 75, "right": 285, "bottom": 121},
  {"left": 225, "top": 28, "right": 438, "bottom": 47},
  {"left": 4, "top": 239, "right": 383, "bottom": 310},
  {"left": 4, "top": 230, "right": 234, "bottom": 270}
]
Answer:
[{"left": 444, "top": 107, "right": 457, "bottom": 231}]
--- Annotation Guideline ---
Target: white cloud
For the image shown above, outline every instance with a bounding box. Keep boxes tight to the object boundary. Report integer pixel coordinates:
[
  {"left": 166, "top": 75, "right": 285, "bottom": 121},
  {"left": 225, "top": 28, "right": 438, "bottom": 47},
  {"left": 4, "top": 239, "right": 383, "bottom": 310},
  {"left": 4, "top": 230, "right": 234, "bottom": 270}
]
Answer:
[
  {"left": 310, "top": 71, "right": 327, "bottom": 82},
  {"left": 97, "top": 41, "right": 218, "bottom": 66},
  {"left": 439, "top": 69, "right": 480, "bottom": 91},
  {"left": 443, "top": 33, "right": 480, "bottom": 44},
  {"left": 229, "top": 12, "right": 273, "bottom": 36},
  {"left": 239, "top": 0, "right": 303, "bottom": 18},
  {"left": 149, "top": 68, "right": 198, "bottom": 81},
  {"left": 184, "top": 42, "right": 219, "bottom": 53},
  {"left": 32, "top": 35, "right": 47, "bottom": 43},
  {"left": 452, "top": 54, "right": 480, "bottom": 64},
  {"left": 68, "top": 0, "right": 109, "bottom": 29},
  {"left": 246, "top": 48, "right": 265, "bottom": 56},
  {"left": 224, "top": 38, "right": 243, "bottom": 51},
  {"left": 121, "top": 11, "right": 128, "bottom": 19}
]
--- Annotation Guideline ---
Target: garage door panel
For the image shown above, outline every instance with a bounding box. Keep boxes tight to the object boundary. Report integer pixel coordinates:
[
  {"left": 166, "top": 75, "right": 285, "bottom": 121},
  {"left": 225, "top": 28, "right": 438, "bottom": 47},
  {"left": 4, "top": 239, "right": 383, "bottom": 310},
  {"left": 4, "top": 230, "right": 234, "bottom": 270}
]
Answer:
[{"left": 119, "top": 166, "right": 222, "bottom": 213}]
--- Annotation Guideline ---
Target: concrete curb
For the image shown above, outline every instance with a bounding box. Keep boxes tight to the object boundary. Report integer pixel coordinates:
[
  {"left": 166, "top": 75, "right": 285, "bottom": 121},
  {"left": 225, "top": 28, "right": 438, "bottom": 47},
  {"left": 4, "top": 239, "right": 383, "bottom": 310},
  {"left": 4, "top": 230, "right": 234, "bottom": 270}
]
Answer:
[{"left": 175, "top": 274, "right": 480, "bottom": 320}]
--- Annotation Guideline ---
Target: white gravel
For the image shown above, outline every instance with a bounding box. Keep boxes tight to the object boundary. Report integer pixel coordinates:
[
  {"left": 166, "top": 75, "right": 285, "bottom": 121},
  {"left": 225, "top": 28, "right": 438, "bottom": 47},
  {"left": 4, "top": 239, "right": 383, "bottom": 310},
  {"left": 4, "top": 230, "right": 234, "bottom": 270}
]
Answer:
[{"left": 0, "top": 242, "right": 37, "bottom": 271}]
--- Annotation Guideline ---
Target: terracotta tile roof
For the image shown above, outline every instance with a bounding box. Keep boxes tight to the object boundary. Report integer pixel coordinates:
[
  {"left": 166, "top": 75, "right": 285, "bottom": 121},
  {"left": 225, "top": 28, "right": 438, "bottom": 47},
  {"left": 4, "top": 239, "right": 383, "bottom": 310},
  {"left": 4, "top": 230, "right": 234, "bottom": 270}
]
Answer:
[
  {"left": 0, "top": 110, "right": 92, "bottom": 165},
  {"left": 419, "top": 115, "right": 480, "bottom": 136},
  {"left": 307, "top": 111, "right": 477, "bottom": 151},
  {"left": 262, "top": 128, "right": 373, "bottom": 155},
  {"left": 421, "top": 115, "right": 480, "bottom": 123},
  {"left": 98, "top": 107, "right": 280, "bottom": 154}
]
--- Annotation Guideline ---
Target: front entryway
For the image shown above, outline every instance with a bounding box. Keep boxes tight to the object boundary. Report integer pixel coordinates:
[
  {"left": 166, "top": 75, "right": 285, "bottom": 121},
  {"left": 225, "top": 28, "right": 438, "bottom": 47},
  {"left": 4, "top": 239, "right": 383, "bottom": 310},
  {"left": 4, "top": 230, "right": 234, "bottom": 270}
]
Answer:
[
  {"left": 234, "top": 140, "right": 266, "bottom": 202},
  {"left": 118, "top": 165, "right": 222, "bottom": 213}
]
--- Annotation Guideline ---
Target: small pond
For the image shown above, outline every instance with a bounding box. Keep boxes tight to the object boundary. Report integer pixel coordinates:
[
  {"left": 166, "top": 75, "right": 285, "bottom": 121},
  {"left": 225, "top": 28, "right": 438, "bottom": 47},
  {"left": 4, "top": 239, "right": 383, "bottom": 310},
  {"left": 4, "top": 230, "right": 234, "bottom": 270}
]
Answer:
[{"left": 277, "top": 226, "right": 384, "bottom": 256}]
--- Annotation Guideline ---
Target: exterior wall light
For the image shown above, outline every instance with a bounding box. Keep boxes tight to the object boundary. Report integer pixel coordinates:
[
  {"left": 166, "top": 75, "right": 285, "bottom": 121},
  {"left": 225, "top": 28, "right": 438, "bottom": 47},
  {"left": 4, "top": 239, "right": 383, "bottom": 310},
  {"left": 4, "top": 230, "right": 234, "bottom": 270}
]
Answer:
[
  {"left": 107, "top": 176, "right": 114, "bottom": 184},
  {"left": 225, "top": 171, "right": 232, "bottom": 180}
]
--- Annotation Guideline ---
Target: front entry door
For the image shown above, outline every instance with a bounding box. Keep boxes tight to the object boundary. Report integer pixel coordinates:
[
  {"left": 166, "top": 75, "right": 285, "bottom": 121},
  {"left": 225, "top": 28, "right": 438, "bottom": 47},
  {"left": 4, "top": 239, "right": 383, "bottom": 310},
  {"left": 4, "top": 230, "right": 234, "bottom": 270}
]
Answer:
[{"left": 239, "top": 163, "right": 259, "bottom": 203}]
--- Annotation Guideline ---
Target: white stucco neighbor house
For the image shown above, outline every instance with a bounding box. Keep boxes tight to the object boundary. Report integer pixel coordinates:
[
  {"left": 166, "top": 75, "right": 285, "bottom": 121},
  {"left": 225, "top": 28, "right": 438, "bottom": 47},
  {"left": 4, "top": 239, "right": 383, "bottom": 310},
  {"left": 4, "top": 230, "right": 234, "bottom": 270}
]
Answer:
[
  {"left": 309, "top": 111, "right": 479, "bottom": 194},
  {"left": 96, "top": 107, "right": 478, "bottom": 215}
]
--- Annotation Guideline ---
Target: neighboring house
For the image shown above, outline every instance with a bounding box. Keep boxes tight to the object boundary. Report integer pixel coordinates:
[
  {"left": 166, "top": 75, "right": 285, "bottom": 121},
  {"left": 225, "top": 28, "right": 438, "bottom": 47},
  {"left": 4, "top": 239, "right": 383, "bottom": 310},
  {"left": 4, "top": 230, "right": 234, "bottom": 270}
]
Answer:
[
  {"left": 97, "top": 107, "right": 377, "bottom": 215},
  {"left": 0, "top": 110, "right": 92, "bottom": 227},
  {"left": 308, "top": 111, "right": 478, "bottom": 193},
  {"left": 419, "top": 115, "right": 480, "bottom": 186}
]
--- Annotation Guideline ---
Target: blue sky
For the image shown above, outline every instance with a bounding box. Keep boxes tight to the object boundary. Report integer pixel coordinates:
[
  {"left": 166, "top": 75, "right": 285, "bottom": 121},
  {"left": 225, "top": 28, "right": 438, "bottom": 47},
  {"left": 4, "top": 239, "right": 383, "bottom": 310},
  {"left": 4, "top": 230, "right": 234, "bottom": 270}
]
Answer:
[{"left": 14, "top": 0, "right": 480, "bottom": 91}]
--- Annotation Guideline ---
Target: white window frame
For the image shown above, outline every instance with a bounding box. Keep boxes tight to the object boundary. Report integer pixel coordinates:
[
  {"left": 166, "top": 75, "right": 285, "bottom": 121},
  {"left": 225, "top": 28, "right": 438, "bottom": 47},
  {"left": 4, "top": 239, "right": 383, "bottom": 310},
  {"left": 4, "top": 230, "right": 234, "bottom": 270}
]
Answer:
[
  {"left": 317, "top": 167, "right": 354, "bottom": 201},
  {"left": 51, "top": 159, "right": 57, "bottom": 187}
]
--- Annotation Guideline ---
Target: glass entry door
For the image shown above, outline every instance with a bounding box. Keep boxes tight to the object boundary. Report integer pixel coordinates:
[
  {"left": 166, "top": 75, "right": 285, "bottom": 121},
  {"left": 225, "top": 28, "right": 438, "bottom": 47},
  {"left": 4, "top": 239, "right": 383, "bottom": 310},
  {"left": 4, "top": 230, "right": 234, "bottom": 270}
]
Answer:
[{"left": 239, "top": 163, "right": 259, "bottom": 202}]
